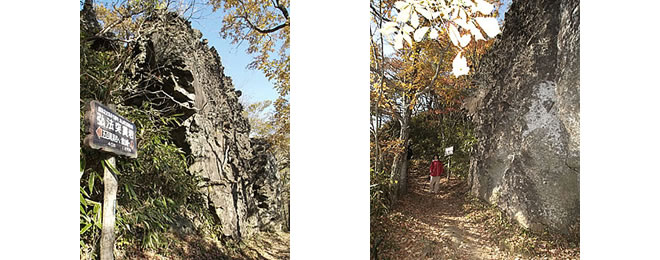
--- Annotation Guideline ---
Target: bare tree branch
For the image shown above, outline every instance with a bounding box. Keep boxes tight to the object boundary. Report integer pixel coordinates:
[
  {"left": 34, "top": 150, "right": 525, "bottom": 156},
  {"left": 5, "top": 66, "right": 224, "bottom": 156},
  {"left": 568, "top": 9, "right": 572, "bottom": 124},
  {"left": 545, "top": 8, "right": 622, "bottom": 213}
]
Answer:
[
  {"left": 235, "top": 0, "right": 289, "bottom": 34},
  {"left": 371, "top": 4, "right": 392, "bottom": 22}
]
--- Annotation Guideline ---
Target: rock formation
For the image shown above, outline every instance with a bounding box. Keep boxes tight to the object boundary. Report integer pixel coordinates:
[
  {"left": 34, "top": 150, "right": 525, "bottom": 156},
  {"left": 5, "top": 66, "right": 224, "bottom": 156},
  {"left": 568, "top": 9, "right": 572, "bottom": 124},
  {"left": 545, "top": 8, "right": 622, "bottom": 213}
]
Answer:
[
  {"left": 250, "top": 138, "right": 286, "bottom": 232},
  {"left": 121, "top": 12, "right": 285, "bottom": 240},
  {"left": 465, "top": 0, "right": 579, "bottom": 236}
]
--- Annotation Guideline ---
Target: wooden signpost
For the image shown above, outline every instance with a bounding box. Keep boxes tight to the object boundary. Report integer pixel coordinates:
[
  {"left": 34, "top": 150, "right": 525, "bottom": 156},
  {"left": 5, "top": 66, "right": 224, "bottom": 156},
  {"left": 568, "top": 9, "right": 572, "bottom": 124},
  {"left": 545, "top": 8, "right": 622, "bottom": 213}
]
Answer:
[
  {"left": 445, "top": 146, "right": 453, "bottom": 180},
  {"left": 83, "top": 101, "right": 138, "bottom": 158},
  {"left": 83, "top": 101, "right": 137, "bottom": 260}
]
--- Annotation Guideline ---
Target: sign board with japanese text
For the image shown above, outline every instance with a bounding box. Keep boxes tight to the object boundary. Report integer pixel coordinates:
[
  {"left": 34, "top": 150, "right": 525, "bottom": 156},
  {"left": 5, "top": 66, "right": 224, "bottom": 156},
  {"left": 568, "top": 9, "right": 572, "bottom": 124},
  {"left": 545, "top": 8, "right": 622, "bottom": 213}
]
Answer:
[
  {"left": 445, "top": 146, "right": 454, "bottom": 156},
  {"left": 83, "top": 101, "right": 137, "bottom": 158}
]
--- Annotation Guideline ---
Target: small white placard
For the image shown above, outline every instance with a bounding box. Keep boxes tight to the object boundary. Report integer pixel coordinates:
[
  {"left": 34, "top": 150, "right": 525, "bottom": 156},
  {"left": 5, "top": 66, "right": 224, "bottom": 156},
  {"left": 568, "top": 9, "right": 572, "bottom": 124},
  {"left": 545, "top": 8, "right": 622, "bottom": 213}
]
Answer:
[{"left": 445, "top": 146, "right": 454, "bottom": 155}]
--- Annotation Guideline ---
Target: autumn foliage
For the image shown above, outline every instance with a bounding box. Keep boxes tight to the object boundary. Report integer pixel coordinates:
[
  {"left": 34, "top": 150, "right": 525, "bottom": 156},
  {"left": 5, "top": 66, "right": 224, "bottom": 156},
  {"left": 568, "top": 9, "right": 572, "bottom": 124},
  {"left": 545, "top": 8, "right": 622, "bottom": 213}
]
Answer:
[{"left": 370, "top": 0, "right": 500, "bottom": 256}]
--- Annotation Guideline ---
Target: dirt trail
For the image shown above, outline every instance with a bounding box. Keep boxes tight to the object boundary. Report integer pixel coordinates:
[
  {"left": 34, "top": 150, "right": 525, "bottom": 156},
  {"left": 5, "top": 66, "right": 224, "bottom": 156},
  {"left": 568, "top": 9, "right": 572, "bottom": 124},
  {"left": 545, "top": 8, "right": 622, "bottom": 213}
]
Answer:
[
  {"left": 240, "top": 231, "right": 290, "bottom": 260},
  {"left": 119, "top": 230, "right": 289, "bottom": 259},
  {"left": 375, "top": 167, "right": 513, "bottom": 260}
]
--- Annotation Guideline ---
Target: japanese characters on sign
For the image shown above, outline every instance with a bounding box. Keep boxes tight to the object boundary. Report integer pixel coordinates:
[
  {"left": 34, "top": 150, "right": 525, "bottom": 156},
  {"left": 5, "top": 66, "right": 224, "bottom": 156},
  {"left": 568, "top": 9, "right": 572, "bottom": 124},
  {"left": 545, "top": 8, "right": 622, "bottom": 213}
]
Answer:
[
  {"left": 84, "top": 101, "right": 138, "bottom": 158},
  {"left": 445, "top": 146, "right": 454, "bottom": 156}
]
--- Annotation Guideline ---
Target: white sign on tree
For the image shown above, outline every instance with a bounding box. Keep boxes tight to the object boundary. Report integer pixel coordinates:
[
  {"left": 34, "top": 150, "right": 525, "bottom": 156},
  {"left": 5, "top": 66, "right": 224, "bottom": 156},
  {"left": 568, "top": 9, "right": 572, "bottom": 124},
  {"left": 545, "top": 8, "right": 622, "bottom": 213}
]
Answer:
[{"left": 445, "top": 146, "right": 454, "bottom": 155}]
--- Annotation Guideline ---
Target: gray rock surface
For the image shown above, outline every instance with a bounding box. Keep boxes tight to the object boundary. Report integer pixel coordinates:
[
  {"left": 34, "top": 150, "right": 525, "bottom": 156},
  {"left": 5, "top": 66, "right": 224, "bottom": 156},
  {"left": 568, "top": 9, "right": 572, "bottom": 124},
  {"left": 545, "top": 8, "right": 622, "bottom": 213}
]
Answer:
[
  {"left": 465, "top": 0, "right": 579, "bottom": 236},
  {"left": 250, "top": 138, "right": 285, "bottom": 232},
  {"left": 80, "top": 0, "right": 116, "bottom": 52},
  {"left": 125, "top": 12, "right": 285, "bottom": 240},
  {"left": 80, "top": 0, "right": 101, "bottom": 35}
]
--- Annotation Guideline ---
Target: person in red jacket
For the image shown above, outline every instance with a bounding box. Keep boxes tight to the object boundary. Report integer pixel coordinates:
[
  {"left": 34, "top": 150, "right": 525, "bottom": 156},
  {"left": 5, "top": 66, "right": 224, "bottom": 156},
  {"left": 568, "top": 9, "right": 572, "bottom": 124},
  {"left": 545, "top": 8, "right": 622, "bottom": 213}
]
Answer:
[{"left": 429, "top": 155, "right": 444, "bottom": 193}]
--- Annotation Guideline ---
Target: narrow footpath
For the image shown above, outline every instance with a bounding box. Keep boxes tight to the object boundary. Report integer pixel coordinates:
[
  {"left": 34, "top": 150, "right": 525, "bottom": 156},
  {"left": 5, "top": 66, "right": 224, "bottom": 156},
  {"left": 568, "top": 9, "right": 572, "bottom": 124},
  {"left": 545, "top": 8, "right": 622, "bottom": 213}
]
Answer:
[
  {"left": 120, "top": 230, "right": 290, "bottom": 259},
  {"left": 373, "top": 161, "right": 579, "bottom": 260}
]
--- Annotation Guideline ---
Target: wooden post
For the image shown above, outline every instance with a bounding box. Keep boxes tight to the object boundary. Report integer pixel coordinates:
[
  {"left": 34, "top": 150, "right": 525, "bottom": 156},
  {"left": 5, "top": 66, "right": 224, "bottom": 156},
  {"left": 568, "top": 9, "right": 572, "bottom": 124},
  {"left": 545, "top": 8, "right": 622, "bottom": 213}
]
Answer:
[
  {"left": 446, "top": 156, "right": 451, "bottom": 180},
  {"left": 100, "top": 156, "right": 118, "bottom": 260},
  {"left": 83, "top": 101, "right": 135, "bottom": 260}
]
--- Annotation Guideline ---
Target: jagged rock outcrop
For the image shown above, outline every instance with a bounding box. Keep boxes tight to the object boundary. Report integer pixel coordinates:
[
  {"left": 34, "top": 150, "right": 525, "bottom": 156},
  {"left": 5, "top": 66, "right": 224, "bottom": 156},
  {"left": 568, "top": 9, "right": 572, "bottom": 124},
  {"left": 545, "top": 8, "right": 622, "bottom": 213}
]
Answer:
[
  {"left": 250, "top": 138, "right": 285, "bottom": 231},
  {"left": 124, "top": 11, "right": 285, "bottom": 240},
  {"left": 465, "top": 0, "right": 579, "bottom": 236},
  {"left": 80, "top": 0, "right": 116, "bottom": 52},
  {"left": 80, "top": 0, "right": 101, "bottom": 36}
]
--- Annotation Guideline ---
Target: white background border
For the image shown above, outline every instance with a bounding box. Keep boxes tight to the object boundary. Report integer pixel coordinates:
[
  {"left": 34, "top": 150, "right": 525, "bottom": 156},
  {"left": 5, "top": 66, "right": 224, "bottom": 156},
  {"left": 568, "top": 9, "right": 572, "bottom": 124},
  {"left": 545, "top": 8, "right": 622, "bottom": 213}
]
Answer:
[{"left": 1, "top": 0, "right": 659, "bottom": 258}]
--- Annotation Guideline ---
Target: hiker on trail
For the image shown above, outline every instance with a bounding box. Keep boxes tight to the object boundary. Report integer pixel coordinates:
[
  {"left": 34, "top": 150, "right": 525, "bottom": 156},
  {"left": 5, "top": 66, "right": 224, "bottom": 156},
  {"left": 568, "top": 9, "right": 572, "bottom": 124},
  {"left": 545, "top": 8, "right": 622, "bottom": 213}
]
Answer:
[{"left": 429, "top": 155, "right": 444, "bottom": 193}]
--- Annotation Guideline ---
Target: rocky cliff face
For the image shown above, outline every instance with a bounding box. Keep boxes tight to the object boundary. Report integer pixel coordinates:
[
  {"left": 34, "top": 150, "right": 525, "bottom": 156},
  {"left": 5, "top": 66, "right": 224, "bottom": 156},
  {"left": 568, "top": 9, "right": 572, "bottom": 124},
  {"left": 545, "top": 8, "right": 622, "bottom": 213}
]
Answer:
[
  {"left": 123, "top": 12, "right": 285, "bottom": 240},
  {"left": 250, "top": 138, "right": 286, "bottom": 232},
  {"left": 466, "top": 0, "right": 579, "bottom": 236}
]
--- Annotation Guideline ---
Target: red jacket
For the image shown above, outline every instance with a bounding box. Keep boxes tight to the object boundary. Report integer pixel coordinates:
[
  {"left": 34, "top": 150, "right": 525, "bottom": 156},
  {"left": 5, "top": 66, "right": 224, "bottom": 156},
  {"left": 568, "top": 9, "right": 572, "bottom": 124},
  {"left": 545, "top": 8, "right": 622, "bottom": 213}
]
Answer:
[{"left": 430, "top": 160, "right": 444, "bottom": 177}]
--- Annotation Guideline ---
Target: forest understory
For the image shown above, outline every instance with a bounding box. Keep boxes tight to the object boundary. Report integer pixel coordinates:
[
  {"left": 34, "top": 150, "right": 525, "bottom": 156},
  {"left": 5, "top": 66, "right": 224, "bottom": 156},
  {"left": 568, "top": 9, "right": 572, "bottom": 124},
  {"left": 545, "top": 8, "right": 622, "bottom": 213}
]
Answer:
[{"left": 371, "top": 160, "right": 579, "bottom": 260}]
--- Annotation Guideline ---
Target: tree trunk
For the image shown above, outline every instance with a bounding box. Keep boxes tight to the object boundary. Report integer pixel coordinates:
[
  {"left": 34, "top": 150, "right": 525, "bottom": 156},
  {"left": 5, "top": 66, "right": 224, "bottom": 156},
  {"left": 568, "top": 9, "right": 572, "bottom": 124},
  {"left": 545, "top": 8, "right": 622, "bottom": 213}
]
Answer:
[
  {"left": 372, "top": 0, "right": 385, "bottom": 175},
  {"left": 390, "top": 95, "right": 412, "bottom": 198},
  {"left": 399, "top": 156, "right": 409, "bottom": 194},
  {"left": 101, "top": 157, "right": 118, "bottom": 260}
]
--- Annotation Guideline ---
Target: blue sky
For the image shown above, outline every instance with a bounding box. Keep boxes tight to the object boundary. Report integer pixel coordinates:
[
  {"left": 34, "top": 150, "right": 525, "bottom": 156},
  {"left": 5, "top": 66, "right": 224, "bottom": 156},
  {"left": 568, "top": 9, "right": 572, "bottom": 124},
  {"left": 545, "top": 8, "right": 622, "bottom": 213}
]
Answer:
[
  {"left": 497, "top": 0, "right": 512, "bottom": 22},
  {"left": 187, "top": 5, "right": 279, "bottom": 106}
]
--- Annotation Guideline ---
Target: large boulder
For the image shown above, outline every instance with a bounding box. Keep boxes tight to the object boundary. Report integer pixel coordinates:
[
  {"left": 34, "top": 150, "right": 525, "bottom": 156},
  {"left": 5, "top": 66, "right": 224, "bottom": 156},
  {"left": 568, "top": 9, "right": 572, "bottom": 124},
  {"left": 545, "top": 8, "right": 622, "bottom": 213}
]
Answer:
[{"left": 466, "top": 0, "right": 579, "bottom": 236}]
